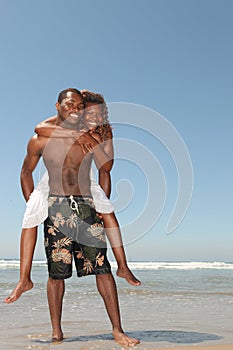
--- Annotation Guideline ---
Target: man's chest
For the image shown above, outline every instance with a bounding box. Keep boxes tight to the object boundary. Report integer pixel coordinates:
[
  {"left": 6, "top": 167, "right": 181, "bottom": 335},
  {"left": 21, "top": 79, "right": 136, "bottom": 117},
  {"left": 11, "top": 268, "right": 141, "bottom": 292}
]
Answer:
[{"left": 42, "top": 139, "right": 92, "bottom": 169}]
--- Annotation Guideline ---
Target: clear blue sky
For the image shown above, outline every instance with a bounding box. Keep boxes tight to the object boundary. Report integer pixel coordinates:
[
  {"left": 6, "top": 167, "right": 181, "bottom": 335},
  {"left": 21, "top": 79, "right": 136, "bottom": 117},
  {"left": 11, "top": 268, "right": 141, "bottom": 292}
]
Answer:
[{"left": 0, "top": 0, "right": 232, "bottom": 261}]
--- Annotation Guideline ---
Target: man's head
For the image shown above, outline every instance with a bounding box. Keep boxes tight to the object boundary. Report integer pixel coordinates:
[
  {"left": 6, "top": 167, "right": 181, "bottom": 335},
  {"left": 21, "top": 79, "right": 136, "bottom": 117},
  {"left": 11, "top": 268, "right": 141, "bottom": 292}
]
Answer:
[{"left": 56, "top": 88, "right": 85, "bottom": 128}]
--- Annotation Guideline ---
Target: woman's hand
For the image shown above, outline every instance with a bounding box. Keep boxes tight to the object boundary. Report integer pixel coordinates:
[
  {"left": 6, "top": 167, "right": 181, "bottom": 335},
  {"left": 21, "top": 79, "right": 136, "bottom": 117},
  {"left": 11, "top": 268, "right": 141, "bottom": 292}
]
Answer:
[{"left": 76, "top": 132, "right": 100, "bottom": 153}]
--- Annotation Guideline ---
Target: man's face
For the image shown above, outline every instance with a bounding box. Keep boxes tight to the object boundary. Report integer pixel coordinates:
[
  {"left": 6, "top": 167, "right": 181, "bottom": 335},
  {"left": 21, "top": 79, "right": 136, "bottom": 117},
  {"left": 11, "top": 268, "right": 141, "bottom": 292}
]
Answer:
[
  {"left": 83, "top": 103, "right": 103, "bottom": 130},
  {"left": 56, "top": 92, "right": 84, "bottom": 128}
]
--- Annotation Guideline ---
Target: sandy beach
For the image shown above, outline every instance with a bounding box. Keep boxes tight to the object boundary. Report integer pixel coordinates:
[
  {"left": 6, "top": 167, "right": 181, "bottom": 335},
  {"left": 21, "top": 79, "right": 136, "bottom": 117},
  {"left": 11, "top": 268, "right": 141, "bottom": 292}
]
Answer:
[
  {"left": 156, "top": 345, "right": 233, "bottom": 350},
  {"left": 1, "top": 261, "right": 233, "bottom": 349}
]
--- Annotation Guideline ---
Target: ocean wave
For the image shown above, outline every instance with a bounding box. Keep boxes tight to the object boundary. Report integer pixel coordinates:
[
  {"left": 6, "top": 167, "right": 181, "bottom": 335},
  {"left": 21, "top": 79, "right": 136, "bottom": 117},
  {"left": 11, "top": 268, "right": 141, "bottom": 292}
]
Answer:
[
  {"left": 0, "top": 260, "right": 233, "bottom": 270},
  {"left": 111, "top": 261, "right": 233, "bottom": 270},
  {"left": 0, "top": 260, "right": 47, "bottom": 269}
]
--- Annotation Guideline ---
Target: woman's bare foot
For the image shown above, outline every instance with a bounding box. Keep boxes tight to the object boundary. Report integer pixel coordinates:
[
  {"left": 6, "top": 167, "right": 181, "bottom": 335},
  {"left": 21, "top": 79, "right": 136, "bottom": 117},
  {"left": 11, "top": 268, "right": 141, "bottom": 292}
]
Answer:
[
  {"left": 113, "top": 328, "right": 140, "bottom": 347},
  {"left": 4, "top": 280, "right": 33, "bottom": 304},
  {"left": 116, "top": 266, "right": 141, "bottom": 286}
]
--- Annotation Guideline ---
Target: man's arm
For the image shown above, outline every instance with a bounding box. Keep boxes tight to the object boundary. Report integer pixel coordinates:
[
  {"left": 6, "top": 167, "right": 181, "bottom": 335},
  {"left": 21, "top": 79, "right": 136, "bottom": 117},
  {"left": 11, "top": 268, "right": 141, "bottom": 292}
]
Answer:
[
  {"left": 78, "top": 132, "right": 113, "bottom": 172},
  {"left": 20, "top": 135, "right": 43, "bottom": 201},
  {"left": 77, "top": 132, "right": 113, "bottom": 197},
  {"left": 97, "top": 134, "right": 114, "bottom": 197},
  {"left": 98, "top": 170, "right": 112, "bottom": 198},
  {"left": 98, "top": 131, "right": 114, "bottom": 197}
]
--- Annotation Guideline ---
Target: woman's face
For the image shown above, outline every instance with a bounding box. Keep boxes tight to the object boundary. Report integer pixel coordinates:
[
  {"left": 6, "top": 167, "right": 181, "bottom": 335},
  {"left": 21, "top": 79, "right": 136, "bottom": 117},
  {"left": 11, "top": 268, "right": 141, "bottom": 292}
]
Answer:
[{"left": 83, "top": 102, "right": 103, "bottom": 130}]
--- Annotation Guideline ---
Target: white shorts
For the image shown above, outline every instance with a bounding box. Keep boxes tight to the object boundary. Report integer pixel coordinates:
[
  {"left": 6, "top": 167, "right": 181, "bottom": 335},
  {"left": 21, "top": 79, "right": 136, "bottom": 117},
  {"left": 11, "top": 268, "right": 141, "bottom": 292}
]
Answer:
[{"left": 22, "top": 169, "right": 114, "bottom": 228}]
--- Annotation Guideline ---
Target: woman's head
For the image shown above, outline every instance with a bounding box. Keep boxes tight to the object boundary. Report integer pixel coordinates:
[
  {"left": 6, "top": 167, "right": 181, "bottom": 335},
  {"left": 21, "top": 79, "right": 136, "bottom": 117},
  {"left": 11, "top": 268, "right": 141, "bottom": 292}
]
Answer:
[{"left": 81, "top": 90, "right": 112, "bottom": 140}]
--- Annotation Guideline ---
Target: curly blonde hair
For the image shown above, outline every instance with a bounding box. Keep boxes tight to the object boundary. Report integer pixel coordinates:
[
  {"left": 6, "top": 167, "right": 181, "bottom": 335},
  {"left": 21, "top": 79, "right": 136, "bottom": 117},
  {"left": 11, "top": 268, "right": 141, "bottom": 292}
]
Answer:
[{"left": 81, "top": 90, "right": 112, "bottom": 141}]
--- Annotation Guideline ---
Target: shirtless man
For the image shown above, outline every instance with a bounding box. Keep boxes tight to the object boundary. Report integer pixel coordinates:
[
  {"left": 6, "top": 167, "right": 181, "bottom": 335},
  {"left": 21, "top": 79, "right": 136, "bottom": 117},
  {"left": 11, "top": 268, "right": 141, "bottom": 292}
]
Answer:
[
  {"left": 19, "top": 88, "right": 139, "bottom": 347},
  {"left": 4, "top": 90, "right": 140, "bottom": 305}
]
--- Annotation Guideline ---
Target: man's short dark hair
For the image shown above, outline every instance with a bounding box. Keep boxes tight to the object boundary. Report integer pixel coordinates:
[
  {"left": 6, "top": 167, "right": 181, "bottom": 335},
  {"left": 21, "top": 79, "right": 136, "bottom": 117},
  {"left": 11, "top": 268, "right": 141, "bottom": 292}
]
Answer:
[{"left": 57, "top": 88, "right": 82, "bottom": 103}]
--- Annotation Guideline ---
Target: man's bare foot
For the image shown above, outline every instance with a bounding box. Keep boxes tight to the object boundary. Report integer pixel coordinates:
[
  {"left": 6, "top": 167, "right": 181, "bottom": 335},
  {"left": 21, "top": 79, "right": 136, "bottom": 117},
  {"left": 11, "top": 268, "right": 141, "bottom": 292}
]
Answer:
[
  {"left": 4, "top": 280, "right": 33, "bottom": 304},
  {"left": 51, "top": 337, "right": 63, "bottom": 343},
  {"left": 52, "top": 331, "right": 63, "bottom": 343},
  {"left": 116, "top": 266, "right": 141, "bottom": 286},
  {"left": 113, "top": 328, "right": 140, "bottom": 347}
]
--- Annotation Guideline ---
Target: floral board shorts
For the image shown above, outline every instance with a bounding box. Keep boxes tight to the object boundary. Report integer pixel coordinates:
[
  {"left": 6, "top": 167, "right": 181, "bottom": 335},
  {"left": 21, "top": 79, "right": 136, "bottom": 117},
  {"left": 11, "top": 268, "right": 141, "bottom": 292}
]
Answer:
[{"left": 44, "top": 195, "right": 111, "bottom": 279}]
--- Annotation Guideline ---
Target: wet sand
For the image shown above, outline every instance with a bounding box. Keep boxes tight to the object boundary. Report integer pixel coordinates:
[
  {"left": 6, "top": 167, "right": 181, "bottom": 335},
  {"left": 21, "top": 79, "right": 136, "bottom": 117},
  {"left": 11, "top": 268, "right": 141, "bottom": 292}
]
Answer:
[
  {"left": 1, "top": 264, "right": 233, "bottom": 349},
  {"left": 156, "top": 345, "right": 233, "bottom": 350}
]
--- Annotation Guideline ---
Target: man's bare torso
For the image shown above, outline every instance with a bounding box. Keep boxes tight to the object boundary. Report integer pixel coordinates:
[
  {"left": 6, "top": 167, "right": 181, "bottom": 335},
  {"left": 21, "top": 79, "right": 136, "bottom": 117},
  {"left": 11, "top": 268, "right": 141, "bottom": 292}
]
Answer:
[{"left": 41, "top": 136, "right": 93, "bottom": 196}]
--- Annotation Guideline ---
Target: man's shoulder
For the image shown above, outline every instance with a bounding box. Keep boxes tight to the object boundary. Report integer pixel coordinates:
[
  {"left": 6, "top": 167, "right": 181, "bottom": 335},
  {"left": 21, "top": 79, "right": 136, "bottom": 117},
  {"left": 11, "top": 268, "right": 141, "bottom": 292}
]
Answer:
[
  {"left": 28, "top": 134, "right": 46, "bottom": 144},
  {"left": 27, "top": 134, "right": 48, "bottom": 151}
]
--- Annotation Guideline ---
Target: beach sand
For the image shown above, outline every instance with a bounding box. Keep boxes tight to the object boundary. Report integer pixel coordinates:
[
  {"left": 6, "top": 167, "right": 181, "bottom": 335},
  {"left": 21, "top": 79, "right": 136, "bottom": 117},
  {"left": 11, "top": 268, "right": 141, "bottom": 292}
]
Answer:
[
  {"left": 156, "top": 345, "right": 233, "bottom": 350},
  {"left": 1, "top": 324, "right": 233, "bottom": 350},
  {"left": 1, "top": 264, "right": 233, "bottom": 349},
  {"left": 1, "top": 294, "right": 233, "bottom": 350}
]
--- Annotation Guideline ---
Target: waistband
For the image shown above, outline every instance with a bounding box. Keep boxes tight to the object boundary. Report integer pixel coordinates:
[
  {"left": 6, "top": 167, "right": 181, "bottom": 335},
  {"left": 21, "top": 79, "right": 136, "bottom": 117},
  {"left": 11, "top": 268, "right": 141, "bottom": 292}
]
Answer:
[
  {"left": 48, "top": 195, "right": 94, "bottom": 214},
  {"left": 48, "top": 194, "right": 93, "bottom": 204},
  {"left": 49, "top": 194, "right": 92, "bottom": 199}
]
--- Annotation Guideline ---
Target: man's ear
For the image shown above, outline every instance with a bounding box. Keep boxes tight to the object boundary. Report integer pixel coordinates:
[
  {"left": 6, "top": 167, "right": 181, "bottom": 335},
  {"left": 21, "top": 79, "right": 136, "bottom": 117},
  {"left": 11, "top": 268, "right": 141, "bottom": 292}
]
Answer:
[{"left": 55, "top": 102, "right": 59, "bottom": 111}]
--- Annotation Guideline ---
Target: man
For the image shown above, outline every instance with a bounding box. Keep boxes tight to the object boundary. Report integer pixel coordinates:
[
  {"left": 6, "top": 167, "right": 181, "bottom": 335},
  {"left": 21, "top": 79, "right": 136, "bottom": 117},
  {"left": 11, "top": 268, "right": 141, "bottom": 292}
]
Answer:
[{"left": 20, "top": 88, "right": 139, "bottom": 347}]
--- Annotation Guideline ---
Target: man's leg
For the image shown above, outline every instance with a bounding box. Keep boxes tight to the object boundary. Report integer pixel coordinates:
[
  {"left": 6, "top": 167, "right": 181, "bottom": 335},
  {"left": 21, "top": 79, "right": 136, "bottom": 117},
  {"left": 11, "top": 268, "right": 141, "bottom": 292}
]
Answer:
[
  {"left": 47, "top": 278, "right": 64, "bottom": 342},
  {"left": 102, "top": 214, "right": 141, "bottom": 286},
  {"left": 4, "top": 227, "right": 37, "bottom": 303},
  {"left": 96, "top": 273, "right": 140, "bottom": 346}
]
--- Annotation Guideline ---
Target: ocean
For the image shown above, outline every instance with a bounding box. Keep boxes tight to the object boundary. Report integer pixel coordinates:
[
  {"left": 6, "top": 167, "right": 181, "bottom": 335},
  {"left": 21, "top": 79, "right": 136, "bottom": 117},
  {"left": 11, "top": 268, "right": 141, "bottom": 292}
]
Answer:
[{"left": 1, "top": 261, "right": 233, "bottom": 349}]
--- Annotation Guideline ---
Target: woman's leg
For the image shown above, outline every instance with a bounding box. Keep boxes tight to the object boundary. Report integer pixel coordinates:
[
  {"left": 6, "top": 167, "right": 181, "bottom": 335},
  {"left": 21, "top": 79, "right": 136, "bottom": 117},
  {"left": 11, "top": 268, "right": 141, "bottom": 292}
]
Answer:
[
  {"left": 4, "top": 227, "right": 38, "bottom": 303},
  {"left": 102, "top": 213, "right": 141, "bottom": 286}
]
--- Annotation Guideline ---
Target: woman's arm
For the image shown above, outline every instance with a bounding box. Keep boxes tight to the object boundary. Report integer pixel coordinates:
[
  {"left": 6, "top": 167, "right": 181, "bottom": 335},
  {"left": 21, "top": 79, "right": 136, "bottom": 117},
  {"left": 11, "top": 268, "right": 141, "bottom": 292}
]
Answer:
[
  {"left": 35, "top": 116, "right": 80, "bottom": 138},
  {"left": 34, "top": 116, "right": 56, "bottom": 137}
]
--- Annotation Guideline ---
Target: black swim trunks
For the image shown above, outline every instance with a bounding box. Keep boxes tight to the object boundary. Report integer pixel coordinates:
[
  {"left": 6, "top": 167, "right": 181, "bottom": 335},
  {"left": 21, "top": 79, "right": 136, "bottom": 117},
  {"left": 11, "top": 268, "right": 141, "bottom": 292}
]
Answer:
[{"left": 44, "top": 195, "right": 111, "bottom": 279}]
